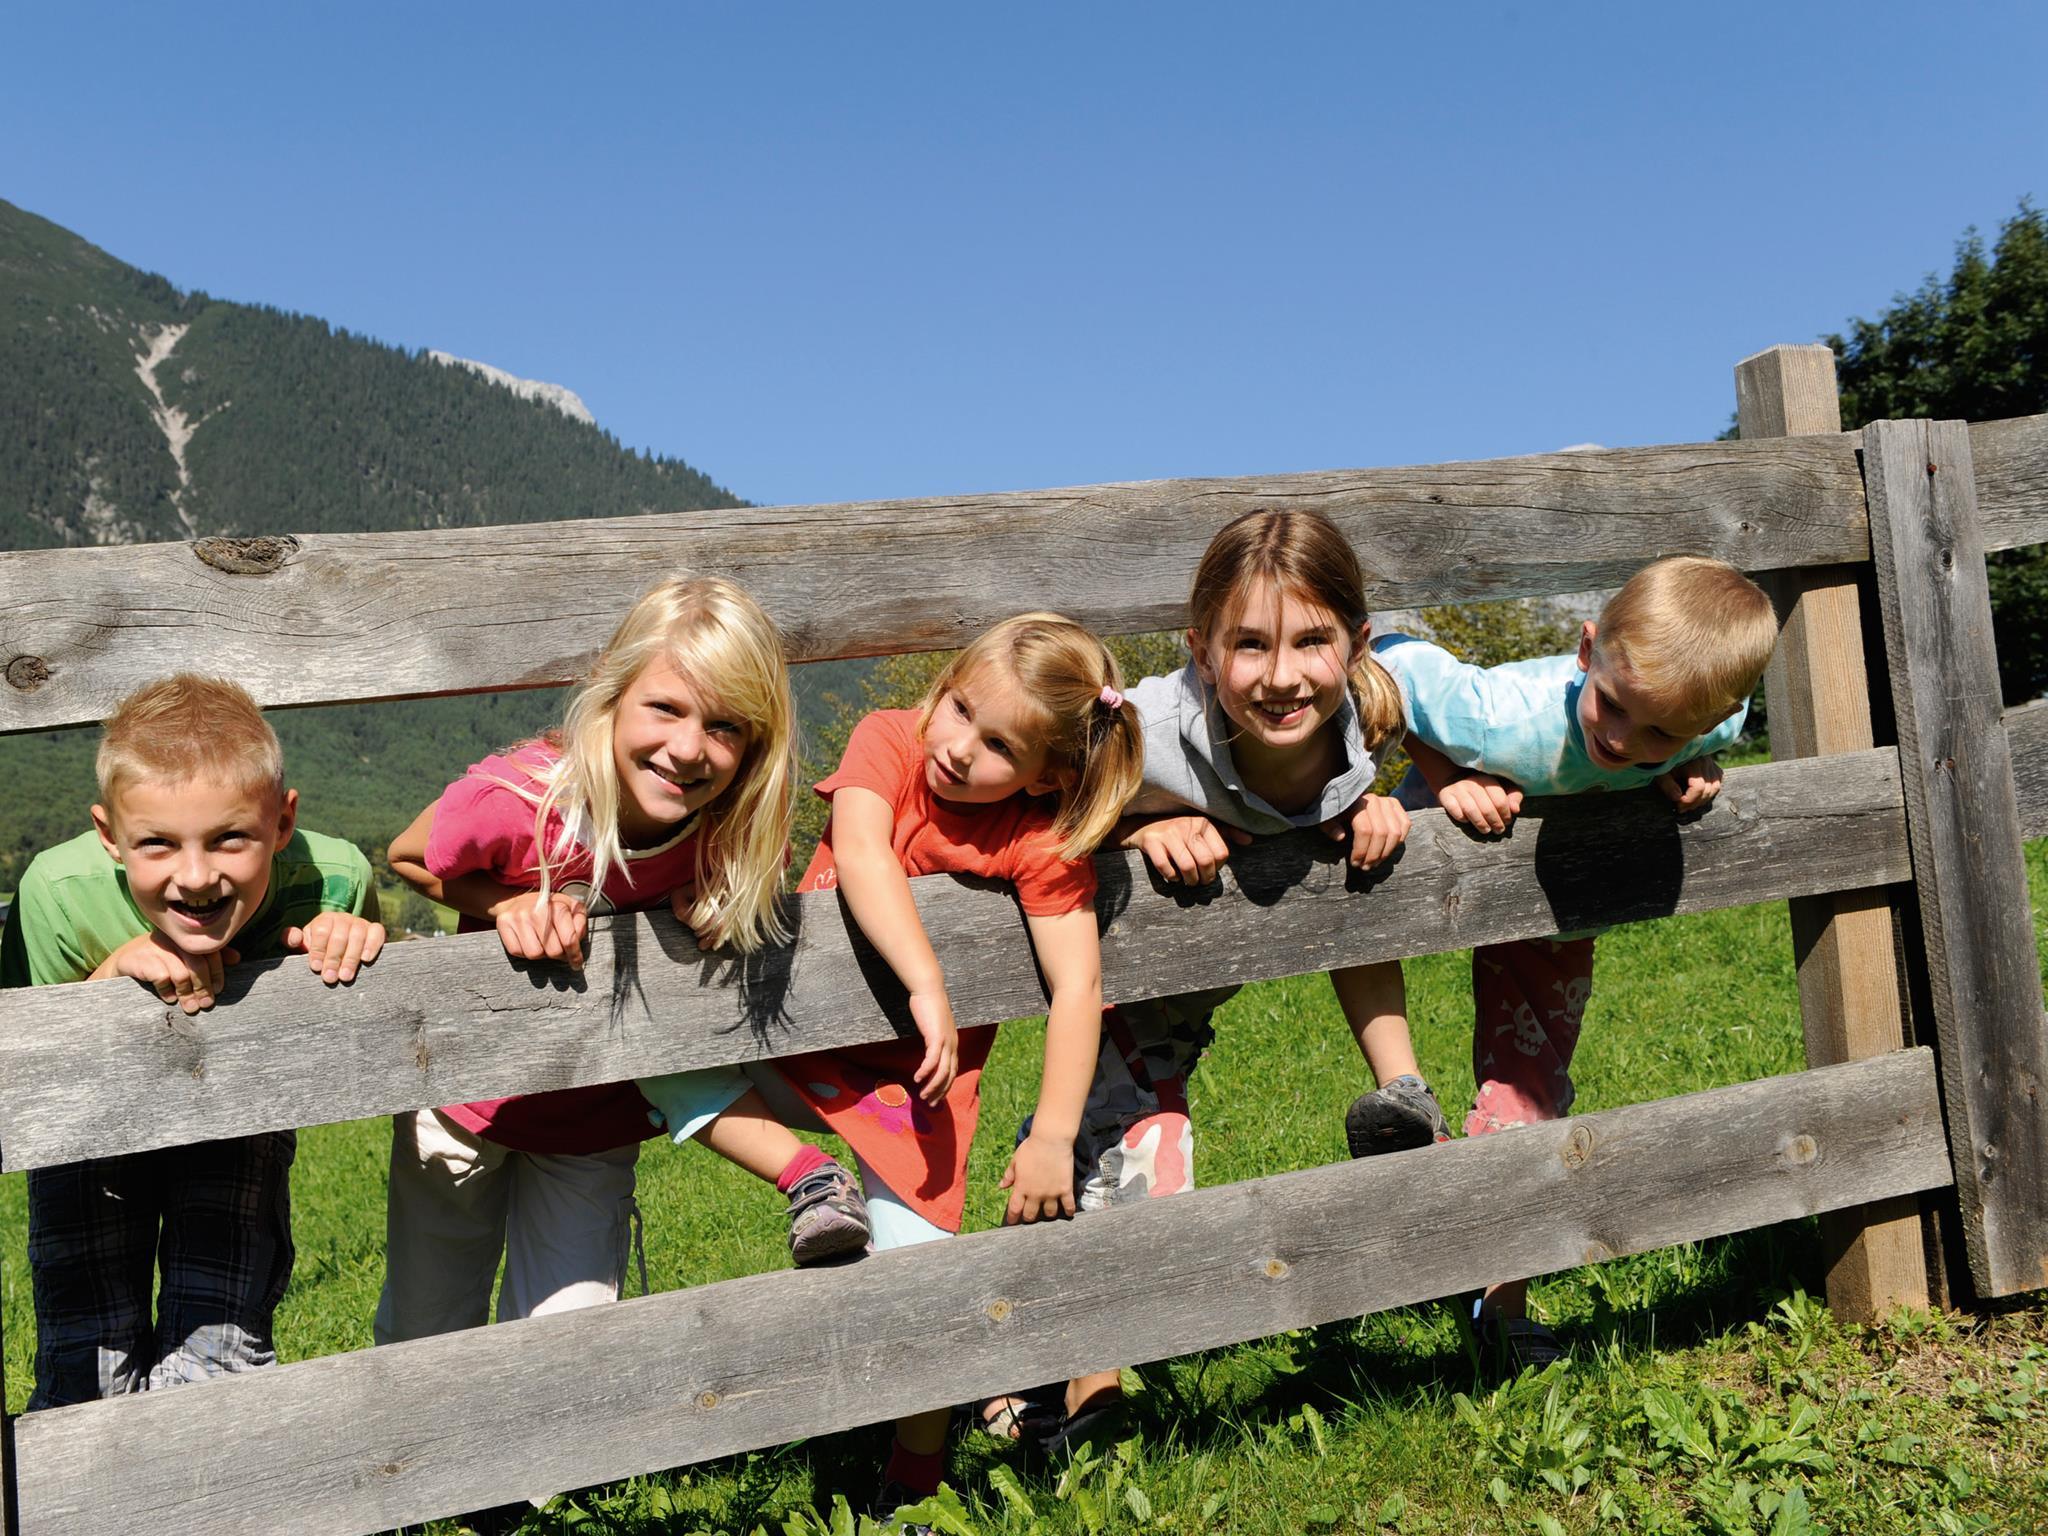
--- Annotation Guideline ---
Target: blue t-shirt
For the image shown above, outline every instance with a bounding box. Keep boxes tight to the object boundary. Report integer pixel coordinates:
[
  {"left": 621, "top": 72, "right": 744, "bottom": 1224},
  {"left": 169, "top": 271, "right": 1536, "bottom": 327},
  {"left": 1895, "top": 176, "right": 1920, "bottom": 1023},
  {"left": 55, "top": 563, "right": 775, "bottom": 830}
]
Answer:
[{"left": 1371, "top": 634, "right": 1746, "bottom": 796}]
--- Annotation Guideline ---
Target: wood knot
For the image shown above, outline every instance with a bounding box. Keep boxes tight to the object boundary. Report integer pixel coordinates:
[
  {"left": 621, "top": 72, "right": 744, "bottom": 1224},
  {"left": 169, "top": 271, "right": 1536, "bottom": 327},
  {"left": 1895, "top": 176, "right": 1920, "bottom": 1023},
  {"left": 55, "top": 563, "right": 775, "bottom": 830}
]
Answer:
[
  {"left": 985, "top": 1298, "right": 1013, "bottom": 1323},
  {"left": 5, "top": 655, "right": 50, "bottom": 692},
  {"left": 1560, "top": 1124, "right": 1595, "bottom": 1169},
  {"left": 1263, "top": 1258, "right": 1291, "bottom": 1280},
  {"left": 1782, "top": 1134, "right": 1818, "bottom": 1166},
  {"left": 1581, "top": 1240, "right": 1613, "bottom": 1264},
  {"left": 696, "top": 1390, "right": 721, "bottom": 1410},
  {"left": 192, "top": 534, "right": 300, "bottom": 574},
  {"left": 373, "top": 1460, "right": 407, "bottom": 1479}
]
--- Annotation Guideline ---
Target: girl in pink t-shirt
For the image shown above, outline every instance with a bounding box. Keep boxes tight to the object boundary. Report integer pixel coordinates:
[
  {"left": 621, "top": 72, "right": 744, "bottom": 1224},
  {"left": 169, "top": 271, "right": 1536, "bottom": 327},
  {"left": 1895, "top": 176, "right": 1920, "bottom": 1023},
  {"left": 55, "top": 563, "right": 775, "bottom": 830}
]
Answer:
[{"left": 376, "top": 578, "right": 868, "bottom": 1345}]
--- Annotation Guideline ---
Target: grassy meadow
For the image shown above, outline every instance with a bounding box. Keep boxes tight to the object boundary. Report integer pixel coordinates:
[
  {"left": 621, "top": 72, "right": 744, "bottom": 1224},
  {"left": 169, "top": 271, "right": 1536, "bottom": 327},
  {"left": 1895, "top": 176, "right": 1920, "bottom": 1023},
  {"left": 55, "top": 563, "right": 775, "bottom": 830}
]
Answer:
[{"left": 3, "top": 842, "right": 2046, "bottom": 1534}]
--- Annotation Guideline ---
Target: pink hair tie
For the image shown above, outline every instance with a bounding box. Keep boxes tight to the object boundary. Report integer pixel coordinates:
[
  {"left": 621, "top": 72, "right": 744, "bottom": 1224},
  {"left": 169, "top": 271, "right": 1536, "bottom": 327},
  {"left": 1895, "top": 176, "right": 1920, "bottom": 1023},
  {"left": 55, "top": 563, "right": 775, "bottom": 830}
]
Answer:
[{"left": 1098, "top": 685, "right": 1124, "bottom": 712}]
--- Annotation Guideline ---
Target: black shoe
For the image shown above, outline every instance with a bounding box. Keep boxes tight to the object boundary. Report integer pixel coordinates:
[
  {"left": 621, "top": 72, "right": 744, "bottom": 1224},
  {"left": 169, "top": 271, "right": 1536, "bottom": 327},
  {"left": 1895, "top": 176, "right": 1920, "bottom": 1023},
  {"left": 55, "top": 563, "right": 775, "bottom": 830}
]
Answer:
[
  {"left": 870, "top": 1481, "right": 936, "bottom": 1535},
  {"left": 1475, "top": 1310, "right": 1567, "bottom": 1374},
  {"left": 1345, "top": 1074, "right": 1451, "bottom": 1158}
]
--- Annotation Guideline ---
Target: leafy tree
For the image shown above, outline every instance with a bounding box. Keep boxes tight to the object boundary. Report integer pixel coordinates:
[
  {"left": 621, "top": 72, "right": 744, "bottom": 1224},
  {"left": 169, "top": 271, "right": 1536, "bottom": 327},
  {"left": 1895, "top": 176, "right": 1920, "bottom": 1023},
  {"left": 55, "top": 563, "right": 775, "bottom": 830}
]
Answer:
[{"left": 1827, "top": 201, "right": 2048, "bottom": 703}]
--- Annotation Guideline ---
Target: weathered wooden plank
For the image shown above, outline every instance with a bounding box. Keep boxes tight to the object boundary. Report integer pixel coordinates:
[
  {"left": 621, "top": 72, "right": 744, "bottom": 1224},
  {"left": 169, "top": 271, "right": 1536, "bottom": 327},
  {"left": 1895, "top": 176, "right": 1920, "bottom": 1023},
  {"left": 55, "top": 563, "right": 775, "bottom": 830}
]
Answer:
[
  {"left": 2010, "top": 697, "right": 2048, "bottom": 841},
  {"left": 0, "top": 749, "right": 1911, "bottom": 1171},
  {"left": 10, "top": 1050, "right": 1953, "bottom": 1536},
  {"left": 1737, "top": 343, "right": 1926, "bottom": 1319},
  {"left": 1974, "top": 412, "right": 2048, "bottom": 555},
  {"left": 0, "top": 434, "right": 1881, "bottom": 734},
  {"left": 1865, "top": 418, "right": 2048, "bottom": 1298}
]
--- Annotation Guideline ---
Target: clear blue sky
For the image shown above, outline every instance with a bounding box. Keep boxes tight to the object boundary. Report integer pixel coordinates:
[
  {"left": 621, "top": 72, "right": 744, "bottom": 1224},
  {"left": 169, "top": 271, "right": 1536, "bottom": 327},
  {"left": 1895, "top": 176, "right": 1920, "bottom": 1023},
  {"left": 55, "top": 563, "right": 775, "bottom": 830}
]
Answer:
[{"left": 7, "top": 2, "right": 2043, "bottom": 508}]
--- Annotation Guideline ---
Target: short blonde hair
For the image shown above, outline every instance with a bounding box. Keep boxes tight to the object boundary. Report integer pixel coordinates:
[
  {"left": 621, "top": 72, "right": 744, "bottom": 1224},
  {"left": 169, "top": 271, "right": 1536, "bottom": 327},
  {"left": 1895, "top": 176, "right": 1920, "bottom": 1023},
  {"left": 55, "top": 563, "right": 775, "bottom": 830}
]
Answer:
[
  {"left": 97, "top": 674, "right": 284, "bottom": 805},
  {"left": 1189, "top": 508, "right": 1406, "bottom": 753},
  {"left": 1595, "top": 556, "right": 1779, "bottom": 720},
  {"left": 532, "top": 577, "right": 796, "bottom": 954},
  {"left": 919, "top": 613, "right": 1145, "bottom": 862}
]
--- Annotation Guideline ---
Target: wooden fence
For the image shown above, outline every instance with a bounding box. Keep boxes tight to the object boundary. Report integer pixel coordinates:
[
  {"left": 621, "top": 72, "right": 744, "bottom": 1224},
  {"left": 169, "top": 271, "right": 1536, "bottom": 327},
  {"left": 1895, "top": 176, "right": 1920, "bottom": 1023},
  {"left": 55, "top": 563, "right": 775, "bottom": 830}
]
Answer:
[{"left": 1, "top": 344, "right": 2044, "bottom": 1535}]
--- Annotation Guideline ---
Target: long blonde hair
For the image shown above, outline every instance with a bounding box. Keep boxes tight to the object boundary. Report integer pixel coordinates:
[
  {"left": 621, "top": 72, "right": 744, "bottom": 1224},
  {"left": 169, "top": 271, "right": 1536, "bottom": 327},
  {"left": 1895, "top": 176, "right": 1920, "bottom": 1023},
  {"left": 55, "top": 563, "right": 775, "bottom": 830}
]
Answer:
[
  {"left": 530, "top": 577, "right": 795, "bottom": 953},
  {"left": 919, "top": 613, "right": 1145, "bottom": 863},
  {"left": 1187, "top": 508, "right": 1405, "bottom": 753}
]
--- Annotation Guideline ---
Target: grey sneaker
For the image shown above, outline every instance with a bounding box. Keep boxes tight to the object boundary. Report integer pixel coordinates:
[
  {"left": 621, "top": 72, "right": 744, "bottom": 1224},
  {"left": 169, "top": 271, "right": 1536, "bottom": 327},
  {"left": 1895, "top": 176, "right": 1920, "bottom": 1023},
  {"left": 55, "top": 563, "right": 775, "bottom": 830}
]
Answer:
[
  {"left": 1345, "top": 1074, "right": 1451, "bottom": 1157},
  {"left": 786, "top": 1159, "right": 872, "bottom": 1265}
]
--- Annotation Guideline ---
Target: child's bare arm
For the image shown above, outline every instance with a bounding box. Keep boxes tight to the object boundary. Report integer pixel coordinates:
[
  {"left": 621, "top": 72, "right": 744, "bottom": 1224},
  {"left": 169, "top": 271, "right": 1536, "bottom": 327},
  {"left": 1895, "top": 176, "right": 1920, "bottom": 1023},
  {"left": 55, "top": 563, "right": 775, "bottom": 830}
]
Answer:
[
  {"left": 1000, "top": 907, "right": 1102, "bottom": 1224},
  {"left": 1405, "top": 734, "right": 1523, "bottom": 834},
  {"left": 828, "top": 785, "right": 959, "bottom": 1104},
  {"left": 1656, "top": 753, "right": 1724, "bottom": 812},
  {"left": 389, "top": 803, "right": 588, "bottom": 967},
  {"left": 1118, "top": 812, "right": 1250, "bottom": 887}
]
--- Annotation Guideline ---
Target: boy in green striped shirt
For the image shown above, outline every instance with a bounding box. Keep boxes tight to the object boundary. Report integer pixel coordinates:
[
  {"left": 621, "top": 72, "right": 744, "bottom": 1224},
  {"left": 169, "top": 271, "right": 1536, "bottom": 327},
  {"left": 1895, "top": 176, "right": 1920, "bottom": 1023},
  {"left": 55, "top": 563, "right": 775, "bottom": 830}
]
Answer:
[{"left": 0, "top": 674, "right": 384, "bottom": 1408}]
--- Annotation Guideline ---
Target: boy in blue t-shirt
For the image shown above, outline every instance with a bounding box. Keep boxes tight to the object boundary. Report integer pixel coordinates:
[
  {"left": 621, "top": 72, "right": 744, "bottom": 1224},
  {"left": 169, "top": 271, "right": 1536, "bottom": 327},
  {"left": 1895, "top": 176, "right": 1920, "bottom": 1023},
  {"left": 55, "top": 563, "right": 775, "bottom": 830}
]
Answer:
[
  {"left": 1368, "top": 556, "right": 1779, "bottom": 1368},
  {"left": 0, "top": 674, "right": 384, "bottom": 1408}
]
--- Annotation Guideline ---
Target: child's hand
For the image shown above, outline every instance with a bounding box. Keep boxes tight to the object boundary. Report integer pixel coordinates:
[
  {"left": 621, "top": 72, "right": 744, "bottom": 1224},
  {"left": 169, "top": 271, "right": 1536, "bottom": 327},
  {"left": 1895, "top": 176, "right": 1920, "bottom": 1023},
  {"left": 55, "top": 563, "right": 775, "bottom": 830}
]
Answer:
[
  {"left": 1123, "top": 814, "right": 1250, "bottom": 887},
  {"left": 491, "top": 890, "right": 589, "bottom": 969},
  {"left": 999, "top": 1131, "right": 1078, "bottom": 1224},
  {"left": 96, "top": 932, "right": 239, "bottom": 1014},
  {"left": 668, "top": 883, "right": 718, "bottom": 952},
  {"left": 285, "top": 912, "right": 387, "bottom": 985},
  {"left": 1435, "top": 772, "right": 1524, "bottom": 835},
  {"left": 1324, "top": 792, "right": 1411, "bottom": 869},
  {"left": 1656, "top": 755, "right": 1723, "bottom": 813},
  {"left": 908, "top": 987, "right": 959, "bottom": 1104}
]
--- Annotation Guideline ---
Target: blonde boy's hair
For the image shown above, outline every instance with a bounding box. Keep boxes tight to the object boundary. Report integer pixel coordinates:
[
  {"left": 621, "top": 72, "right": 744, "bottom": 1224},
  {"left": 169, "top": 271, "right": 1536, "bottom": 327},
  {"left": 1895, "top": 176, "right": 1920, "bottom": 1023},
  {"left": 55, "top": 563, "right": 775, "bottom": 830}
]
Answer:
[
  {"left": 97, "top": 674, "right": 285, "bottom": 805},
  {"left": 1188, "top": 508, "right": 1406, "bottom": 752},
  {"left": 532, "top": 576, "right": 797, "bottom": 954},
  {"left": 1594, "top": 556, "right": 1779, "bottom": 720},
  {"left": 919, "top": 613, "right": 1145, "bottom": 863}
]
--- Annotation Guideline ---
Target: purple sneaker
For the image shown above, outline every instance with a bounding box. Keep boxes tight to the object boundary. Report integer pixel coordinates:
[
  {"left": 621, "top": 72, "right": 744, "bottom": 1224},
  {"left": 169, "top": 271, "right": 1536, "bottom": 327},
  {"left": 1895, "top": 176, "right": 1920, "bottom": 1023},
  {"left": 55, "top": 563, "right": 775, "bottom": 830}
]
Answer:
[{"left": 786, "top": 1159, "right": 872, "bottom": 1265}]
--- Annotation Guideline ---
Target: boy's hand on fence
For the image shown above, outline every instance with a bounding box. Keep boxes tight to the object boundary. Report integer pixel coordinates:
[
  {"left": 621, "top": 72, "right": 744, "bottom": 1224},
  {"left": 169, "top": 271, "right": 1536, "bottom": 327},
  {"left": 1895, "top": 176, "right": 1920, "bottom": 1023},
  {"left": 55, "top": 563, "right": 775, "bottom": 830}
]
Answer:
[
  {"left": 908, "top": 987, "right": 959, "bottom": 1104},
  {"left": 1327, "top": 792, "right": 1411, "bottom": 869},
  {"left": 1124, "top": 814, "right": 1249, "bottom": 886},
  {"left": 98, "top": 932, "right": 239, "bottom": 1014},
  {"left": 1657, "top": 755, "right": 1723, "bottom": 813},
  {"left": 1436, "top": 772, "right": 1524, "bottom": 835},
  {"left": 490, "top": 890, "right": 589, "bottom": 969},
  {"left": 285, "top": 912, "right": 387, "bottom": 985},
  {"left": 1000, "top": 1131, "right": 1079, "bottom": 1224}
]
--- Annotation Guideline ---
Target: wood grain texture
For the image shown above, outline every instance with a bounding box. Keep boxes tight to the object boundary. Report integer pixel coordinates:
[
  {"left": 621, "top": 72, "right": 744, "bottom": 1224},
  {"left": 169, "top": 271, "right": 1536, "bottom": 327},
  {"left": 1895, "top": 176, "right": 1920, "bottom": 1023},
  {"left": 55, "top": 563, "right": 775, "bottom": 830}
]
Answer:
[
  {"left": 9, "top": 1050, "right": 1953, "bottom": 1536},
  {"left": 2010, "top": 697, "right": 2048, "bottom": 841},
  {"left": 0, "top": 432, "right": 1884, "bottom": 734},
  {"left": 1865, "top": 418, "right": 2048, "bottom": 1298},
  {"left": 0, "top": 750, "right": 1911, "bottom": 1172},
  {"left": 1737, "top": 344, "right": 1925, "bottom": 1319}
]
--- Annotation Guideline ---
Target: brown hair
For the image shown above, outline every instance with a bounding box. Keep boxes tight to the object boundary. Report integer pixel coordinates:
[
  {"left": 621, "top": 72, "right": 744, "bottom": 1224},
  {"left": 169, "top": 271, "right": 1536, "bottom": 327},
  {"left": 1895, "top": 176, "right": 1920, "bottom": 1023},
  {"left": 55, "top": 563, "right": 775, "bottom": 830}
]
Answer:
[
  {"left": 97, "top": 674, "right": 284, "bottom": 805},
  {"left": 1187, "top": 508, "right": 1405, "bottom": 751},
  {"left": 919, "top": 613, "right": 1145, "bottom": 862},
  {"left": 1595, "top": 556, "right": 1778, "bottom": 722}
]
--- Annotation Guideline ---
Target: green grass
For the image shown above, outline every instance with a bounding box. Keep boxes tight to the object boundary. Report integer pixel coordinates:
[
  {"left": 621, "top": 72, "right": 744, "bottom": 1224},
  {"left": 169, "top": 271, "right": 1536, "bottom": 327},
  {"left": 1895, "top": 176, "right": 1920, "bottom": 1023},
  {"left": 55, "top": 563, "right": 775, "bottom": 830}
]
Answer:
[{"left": 4, "top": 846, "right": 2047, "bottom": 1534}]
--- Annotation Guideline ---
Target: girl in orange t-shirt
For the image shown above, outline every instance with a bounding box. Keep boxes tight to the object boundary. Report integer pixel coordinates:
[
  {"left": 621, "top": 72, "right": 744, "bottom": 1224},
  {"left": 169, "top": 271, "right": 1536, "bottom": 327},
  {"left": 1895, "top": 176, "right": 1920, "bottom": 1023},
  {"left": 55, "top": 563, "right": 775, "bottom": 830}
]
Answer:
[{"left": 770, "top": 611, "right": 1142, "bottom": 1512}]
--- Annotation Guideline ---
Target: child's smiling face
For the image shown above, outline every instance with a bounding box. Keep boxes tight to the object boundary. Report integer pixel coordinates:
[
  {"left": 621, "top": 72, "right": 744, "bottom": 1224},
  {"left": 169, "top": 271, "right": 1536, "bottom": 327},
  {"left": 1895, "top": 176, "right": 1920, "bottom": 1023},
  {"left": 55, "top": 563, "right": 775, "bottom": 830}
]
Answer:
[
  {"left": 611, "top": 655, "right": 752, "bottom": 847},
  {"left": 922, "top": 666, "right": 1061, "bottom": 808},
  {"left": 1190, "top": 578, "right": 1363, "bottom": 759},
  {"left": 1574, "top": 621, "right": 1732, "bottom": 769},
  {"left": 92, "top": 776, "right": 297, "bottom": 957}
]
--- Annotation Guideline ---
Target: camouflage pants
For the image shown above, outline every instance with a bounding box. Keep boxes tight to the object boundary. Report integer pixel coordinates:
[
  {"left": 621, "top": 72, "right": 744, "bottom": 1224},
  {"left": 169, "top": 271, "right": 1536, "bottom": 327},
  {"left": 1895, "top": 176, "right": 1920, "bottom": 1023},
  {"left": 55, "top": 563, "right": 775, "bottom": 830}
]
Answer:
[{"left": 1023, "top": 986, "right": 1237, "bottom": 1211}]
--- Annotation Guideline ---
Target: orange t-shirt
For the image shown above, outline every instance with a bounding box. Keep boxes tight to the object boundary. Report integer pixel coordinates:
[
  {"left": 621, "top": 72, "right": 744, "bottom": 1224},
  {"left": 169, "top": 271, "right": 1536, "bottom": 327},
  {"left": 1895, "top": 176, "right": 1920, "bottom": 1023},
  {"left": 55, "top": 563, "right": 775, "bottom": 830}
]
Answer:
[{"left": 780, "top": 709, "right": 1097, "bottom": 1231}]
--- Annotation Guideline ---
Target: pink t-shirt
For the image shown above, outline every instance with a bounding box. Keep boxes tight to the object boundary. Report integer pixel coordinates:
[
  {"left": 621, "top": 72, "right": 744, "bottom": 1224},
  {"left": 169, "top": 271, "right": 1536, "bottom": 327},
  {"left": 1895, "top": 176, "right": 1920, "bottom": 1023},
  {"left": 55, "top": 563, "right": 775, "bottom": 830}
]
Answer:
[{"left": 428, "top": 747, "right": 703, "bottom": 1154}]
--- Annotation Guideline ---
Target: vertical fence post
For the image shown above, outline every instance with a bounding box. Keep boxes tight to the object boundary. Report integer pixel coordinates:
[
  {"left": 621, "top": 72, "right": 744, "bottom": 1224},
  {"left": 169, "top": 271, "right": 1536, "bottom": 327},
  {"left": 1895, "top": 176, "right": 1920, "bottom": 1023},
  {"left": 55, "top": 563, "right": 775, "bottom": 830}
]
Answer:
[
  {"left": 1735, "top": 344, "right": 1931, "bottom": 1319},
  {"left": 1865, "top": 416, "right": 2048, "bottom": 1298}
]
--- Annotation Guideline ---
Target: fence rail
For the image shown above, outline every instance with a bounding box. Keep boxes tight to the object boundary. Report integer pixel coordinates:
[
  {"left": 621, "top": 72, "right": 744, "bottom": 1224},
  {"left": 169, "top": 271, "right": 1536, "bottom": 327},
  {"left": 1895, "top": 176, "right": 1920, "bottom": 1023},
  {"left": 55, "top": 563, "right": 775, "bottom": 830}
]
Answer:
[
  {"left": 10, "top": 1050, "right": 1952, "bottom": 1536},
  {"left": 0, "top": 747, "right": 1913, "bottom": 1172},
  {"left": 4, "top": 416, "right": 2047, "bottom": 735}
]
